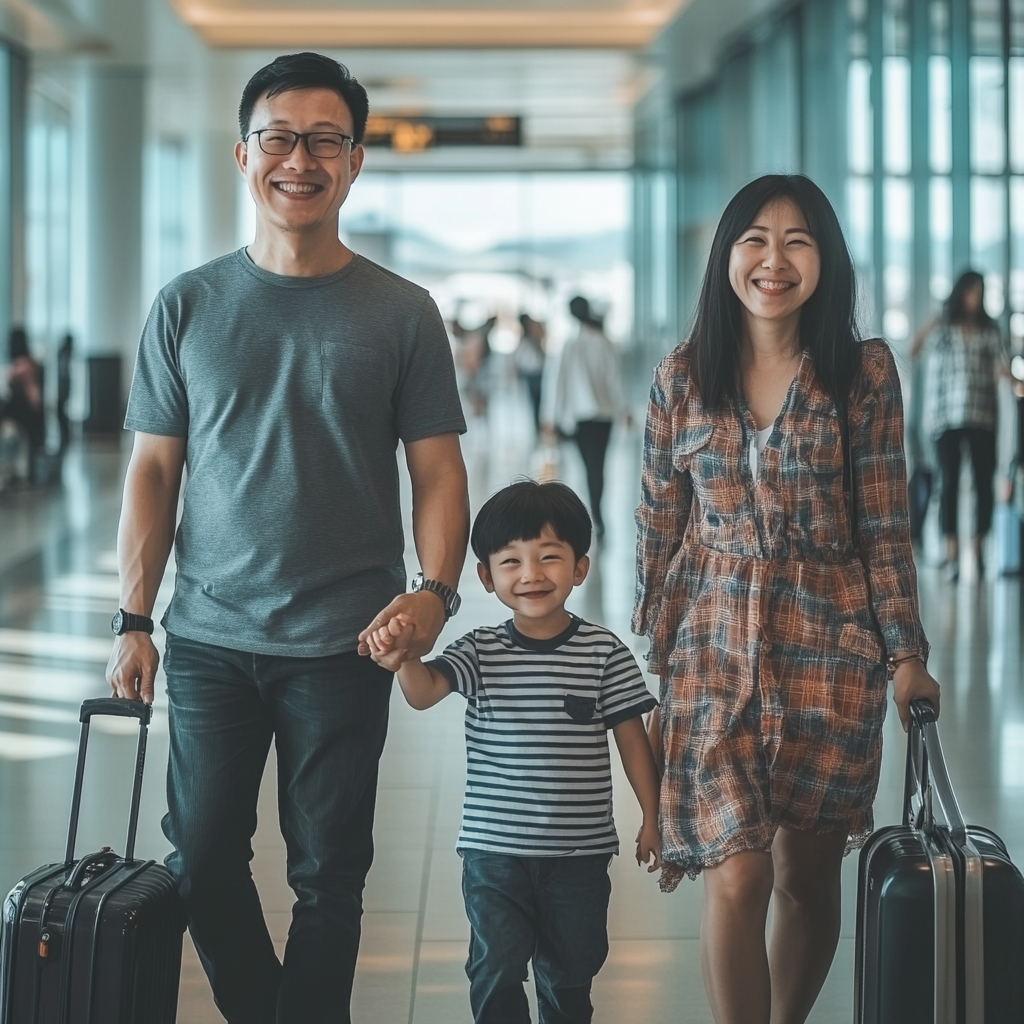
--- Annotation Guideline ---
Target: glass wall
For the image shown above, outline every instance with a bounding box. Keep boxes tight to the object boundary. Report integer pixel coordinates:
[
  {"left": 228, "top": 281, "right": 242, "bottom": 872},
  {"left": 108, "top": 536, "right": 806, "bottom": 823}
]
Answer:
[
  {"left": 240, "top": 171, "right": 633, "bottom": 354},
  {"left": 21, "top": 80, "right": 72, "bottom": 447},
  {"left": 0, "top": 42, "right": 27, "bottom": 351},
  {"left": 636, "top": 0, "right": 1024, "bottom": 357},
  {"left": 144, "top": 137, "right": 190, "bottom": 302},
  {"left": 25, "top": 88, "right": 71, "bottom": 363},
  {"left": 0, "top": 43, "right": 10, "bottom": 345},
  {"left": 636, "top": 1, "right": 847, "bottom": 341}
]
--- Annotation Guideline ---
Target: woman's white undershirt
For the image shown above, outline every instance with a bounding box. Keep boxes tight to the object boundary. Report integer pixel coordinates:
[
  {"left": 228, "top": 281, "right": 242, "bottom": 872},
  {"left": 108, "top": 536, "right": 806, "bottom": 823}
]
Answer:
[{"left": 748, "top": 425, "right": 773, "bottom": 478}]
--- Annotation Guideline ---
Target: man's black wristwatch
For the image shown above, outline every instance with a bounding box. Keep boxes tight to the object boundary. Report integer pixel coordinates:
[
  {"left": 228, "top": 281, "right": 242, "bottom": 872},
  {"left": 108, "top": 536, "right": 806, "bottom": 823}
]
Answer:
[
  {"left": 111, "top": 608, "right": 155, "bottom": 636},
  {"left": 411, "top": 573, "right": 461, "bottom": 621}
]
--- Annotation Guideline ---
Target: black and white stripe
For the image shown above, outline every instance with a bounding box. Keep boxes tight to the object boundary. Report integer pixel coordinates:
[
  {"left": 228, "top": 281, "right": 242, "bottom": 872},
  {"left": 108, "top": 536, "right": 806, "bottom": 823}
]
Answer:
[{"left": 429, "top": 617, "right": 657, "bottom": 857}]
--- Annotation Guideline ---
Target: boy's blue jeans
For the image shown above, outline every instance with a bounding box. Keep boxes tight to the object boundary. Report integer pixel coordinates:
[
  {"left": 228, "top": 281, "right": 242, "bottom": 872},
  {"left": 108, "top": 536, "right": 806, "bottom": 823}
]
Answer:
[
  {"left": 461, "top": 848, "right": 612, "bottom": 1023},
  {"left": 160, "top": 632, "right": 392, "bottom": 1024}
]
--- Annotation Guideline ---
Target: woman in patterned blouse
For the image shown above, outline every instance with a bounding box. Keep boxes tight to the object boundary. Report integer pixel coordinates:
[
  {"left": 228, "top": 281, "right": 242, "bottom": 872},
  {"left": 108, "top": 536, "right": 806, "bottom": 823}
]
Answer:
[
  {"left": 910, "top": 270, "right": 1010, "bottom": 582},
  {"left": 633, "top": 174, "right": 941, "bottom": 1024}
]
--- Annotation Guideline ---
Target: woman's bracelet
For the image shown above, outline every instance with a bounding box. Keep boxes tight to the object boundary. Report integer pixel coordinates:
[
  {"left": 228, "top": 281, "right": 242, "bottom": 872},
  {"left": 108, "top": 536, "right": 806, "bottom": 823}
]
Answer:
[{"left": 887, "top": 652, "right": 924, "bottom": 677}]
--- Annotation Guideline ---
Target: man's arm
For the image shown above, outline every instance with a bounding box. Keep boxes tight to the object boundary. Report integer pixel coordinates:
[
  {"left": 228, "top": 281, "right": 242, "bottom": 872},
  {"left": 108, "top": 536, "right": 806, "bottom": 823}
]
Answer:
[
  {"left": 612, "top": 715, "right": 662, "bottom": 872},
  {"left": 105, "top": 432, "right": 186, "bottom": 704},
  {"left": 358, "top": 432, "right": 469, "bottom": 671}
]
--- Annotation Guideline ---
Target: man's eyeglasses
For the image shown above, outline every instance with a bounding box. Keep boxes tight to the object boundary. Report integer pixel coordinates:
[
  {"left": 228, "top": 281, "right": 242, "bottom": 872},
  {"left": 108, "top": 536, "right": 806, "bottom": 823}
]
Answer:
[{"left": 245, "top": 129, "right": 354, "bottom": 159}]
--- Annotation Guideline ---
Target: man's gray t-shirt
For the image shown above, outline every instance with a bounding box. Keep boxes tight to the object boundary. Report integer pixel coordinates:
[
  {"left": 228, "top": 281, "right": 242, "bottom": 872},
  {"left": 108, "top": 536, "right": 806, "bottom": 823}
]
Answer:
[{"left": 125, "top": 249, "right": 466, "bottom": 657}]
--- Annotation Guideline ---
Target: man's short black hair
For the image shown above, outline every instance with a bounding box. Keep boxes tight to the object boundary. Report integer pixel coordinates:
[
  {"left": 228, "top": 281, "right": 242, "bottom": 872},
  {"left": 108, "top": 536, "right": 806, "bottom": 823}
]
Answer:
[
  {"left": 238, "top": 52, "right": 369, "bottom": 143},
  {"left": 471, "top": 480, "right": 592, "bottom": 564}
]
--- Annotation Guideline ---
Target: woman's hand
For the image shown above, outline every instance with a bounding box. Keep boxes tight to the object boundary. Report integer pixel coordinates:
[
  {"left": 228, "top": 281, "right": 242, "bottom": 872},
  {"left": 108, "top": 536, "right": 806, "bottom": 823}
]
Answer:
[
  {"left": 891, "top": 657, "right": 941, "bottom": 731},
  {"left": 635, "top": 821, "right": 662, "bottom": 873}
]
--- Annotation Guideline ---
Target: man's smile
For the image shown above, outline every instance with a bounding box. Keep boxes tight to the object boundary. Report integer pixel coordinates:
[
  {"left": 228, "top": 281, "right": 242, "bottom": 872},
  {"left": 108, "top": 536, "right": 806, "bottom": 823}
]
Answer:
[{"left": 272, "top": 180, "right": 324, "bottom": 195}]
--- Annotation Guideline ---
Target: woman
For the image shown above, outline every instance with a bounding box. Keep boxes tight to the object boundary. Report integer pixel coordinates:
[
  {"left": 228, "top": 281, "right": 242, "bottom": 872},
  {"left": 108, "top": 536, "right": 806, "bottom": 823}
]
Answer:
[
  {"left": 516, "top": 313, "right": 546, "bottom": 432},
  {"left": 452, "top": 314, "right": 496, "bottom": 419},
  {"left": 911, "top": 270, "right": 1009, "bottom": 581},
  {"left": 633, "top": 175, "right": 940, "bottom": 1024},
  {"left": 4, "top": 327, "right": 45, "bottom": 483},
  {"left": 544, "top": 296, "right": 628, "bottom": 538}
]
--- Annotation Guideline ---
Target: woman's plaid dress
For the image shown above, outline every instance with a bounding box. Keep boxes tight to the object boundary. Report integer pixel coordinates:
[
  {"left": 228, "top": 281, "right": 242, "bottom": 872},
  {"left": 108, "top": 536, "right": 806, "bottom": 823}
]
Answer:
[{"left": 632, "top": 340, "right": 929, "bottom": 891}]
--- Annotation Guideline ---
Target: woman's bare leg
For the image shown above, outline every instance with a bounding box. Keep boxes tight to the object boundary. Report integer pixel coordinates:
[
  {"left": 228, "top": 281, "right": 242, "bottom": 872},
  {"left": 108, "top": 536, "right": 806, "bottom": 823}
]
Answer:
[
  {"left": 700, "top": 851, "right": 774, "bottom": 1024},
  {"left": 767, "top": 828, "right": 847, "bottom": 1024}
]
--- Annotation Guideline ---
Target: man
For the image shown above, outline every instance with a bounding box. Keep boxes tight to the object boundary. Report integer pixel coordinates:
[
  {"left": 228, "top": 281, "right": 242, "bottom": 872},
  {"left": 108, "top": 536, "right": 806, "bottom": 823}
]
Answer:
[{"left": 106, "top": 52, "right": 469, "bottom": 1023}]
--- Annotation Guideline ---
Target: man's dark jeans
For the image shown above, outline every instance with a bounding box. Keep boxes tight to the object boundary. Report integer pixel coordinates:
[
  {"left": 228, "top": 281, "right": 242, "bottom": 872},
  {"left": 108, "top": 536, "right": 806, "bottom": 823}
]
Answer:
[
  {"left": 461, "top": 849, "right": 612, "bottom": 1024},
  {"left": 161, "top": 632, "right": 392, "bottom": 1024}
]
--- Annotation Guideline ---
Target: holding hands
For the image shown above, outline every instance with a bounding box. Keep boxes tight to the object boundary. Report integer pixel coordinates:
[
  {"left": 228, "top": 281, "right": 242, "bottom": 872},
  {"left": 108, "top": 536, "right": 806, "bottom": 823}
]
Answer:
[{"left": 358, "top": 590, "right": 446, "bottom": 671}]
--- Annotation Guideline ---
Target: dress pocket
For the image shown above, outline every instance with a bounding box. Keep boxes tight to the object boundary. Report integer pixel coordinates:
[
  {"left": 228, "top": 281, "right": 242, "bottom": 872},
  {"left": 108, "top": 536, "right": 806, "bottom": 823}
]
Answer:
[
  {"left": 564, "top": 694, "right": 597, "bottom": 723},
  {"left": 838, "top": 622, "right": 884, "bottom": 663}
]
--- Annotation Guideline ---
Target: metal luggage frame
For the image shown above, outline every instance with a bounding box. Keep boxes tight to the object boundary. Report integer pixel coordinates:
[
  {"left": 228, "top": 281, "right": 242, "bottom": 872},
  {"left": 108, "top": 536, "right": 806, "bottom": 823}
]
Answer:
[{"left": 858, "top": 699, "right": 986, "bottom": 1024}]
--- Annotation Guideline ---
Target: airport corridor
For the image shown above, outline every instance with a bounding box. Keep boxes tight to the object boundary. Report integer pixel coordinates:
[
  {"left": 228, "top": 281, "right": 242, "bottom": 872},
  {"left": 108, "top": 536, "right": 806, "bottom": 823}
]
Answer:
[{"left": 0, "top": 377, "right": 1021, "bottom": 1024}]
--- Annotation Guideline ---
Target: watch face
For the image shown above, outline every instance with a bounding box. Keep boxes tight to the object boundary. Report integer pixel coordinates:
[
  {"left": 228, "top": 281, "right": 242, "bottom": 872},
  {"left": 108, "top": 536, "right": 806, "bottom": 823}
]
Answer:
[
  {"left": 411, "top": 573, "right": 424, "bottom": 593},
  {"left": 449, "top": 592, "right": 462, "bottom": 616},
  {"left": 111, "top": 610, "right": 124, "bottom": 635}
]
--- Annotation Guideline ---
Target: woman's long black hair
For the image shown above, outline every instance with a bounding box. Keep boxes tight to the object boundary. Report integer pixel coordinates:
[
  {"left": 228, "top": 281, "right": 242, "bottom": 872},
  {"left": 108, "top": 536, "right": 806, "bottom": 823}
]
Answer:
[
  {"left": 688, "top": 174, "right": 863, "bottom": 411},
  {"left": 945, "top": 269, "right": 996, "bottom": 329}
]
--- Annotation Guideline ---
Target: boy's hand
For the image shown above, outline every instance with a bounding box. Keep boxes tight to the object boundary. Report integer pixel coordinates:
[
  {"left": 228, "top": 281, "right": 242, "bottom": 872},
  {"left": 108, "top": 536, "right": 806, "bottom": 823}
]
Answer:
[
  {"left": 359, "top": 591, "right": 446, "bottom": 670},
  {"left": 635, "top": 821, "right": 661, "bottom": 873},
  {"left": 365, "top": 615, "right": 416, "bottom": 667}
]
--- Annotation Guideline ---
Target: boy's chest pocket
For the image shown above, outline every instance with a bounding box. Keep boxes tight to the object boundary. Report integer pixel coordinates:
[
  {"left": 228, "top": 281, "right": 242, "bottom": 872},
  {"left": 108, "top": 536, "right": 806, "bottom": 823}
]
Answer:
[{"left": 564, "top": 694, "right": 598, "bottom": 723}]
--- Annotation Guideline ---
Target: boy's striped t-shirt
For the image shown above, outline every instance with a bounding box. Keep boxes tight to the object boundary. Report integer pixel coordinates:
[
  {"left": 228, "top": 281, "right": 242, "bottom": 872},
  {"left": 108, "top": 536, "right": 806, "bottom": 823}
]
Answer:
[{"left": 428, "top": 616, "right": 657, "bottom": 857}]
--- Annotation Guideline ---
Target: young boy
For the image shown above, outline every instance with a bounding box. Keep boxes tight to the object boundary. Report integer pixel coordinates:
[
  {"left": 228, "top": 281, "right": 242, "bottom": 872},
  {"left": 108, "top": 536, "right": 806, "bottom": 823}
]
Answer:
[{"left": 366, "top": 480, "right": 660, "bottom": 1024}]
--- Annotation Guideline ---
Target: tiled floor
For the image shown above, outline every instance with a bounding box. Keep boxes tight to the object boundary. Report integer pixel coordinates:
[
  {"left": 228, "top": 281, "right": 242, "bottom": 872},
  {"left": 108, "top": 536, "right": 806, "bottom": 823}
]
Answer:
[{"left": 0, "top": 381, "right": 1021, "bottom": 1023}]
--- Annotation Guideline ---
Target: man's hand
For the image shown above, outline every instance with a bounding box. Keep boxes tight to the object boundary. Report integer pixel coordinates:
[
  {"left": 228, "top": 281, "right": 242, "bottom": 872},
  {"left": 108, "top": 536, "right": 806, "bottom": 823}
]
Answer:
[
  {"left": 106, "top": 632, "right": 160, "bottom": 704},
  {"left": 635, "top": 821, "right": 662, "bottom": 873},
  {"left": 358, "top": 591, "right": 445, "bottom": 672}
]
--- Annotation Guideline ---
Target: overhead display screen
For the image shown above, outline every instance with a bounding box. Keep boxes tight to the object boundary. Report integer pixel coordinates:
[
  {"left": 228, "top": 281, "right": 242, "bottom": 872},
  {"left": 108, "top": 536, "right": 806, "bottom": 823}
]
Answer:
[{"left": 363, "top": 116, "right": 522, "bottom": 151}]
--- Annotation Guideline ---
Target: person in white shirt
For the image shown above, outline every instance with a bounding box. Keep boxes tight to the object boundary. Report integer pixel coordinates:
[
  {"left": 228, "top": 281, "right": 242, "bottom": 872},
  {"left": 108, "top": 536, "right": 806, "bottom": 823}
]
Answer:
[{"left": 543, "top": 296, "right": 629, "bottom": 537}]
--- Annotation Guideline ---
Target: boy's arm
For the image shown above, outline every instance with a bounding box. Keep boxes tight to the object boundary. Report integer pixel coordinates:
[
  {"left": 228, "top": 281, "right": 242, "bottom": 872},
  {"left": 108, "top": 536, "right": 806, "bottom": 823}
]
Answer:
[
  {"left": 396, "top": 657, "right": 452, "bottom": 710},
  {"left": 612, "top": 715, "right": 662, "bottom": 872}
]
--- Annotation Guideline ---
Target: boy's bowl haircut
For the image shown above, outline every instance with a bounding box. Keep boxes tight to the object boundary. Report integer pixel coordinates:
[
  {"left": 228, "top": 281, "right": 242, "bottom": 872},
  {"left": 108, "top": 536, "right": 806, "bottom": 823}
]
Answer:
[{"left": 471, "top": 480, "right": 592, "bottom": 564}]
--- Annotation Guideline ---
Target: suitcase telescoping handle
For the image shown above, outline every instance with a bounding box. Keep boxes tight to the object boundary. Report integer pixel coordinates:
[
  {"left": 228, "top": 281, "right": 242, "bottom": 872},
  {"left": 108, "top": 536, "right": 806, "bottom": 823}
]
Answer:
[
  {"left": 64, "top": 698, "right": 153, "bottom": 869},
  {"left": 902, "top": 697, "right": 967, "bottom": 841}
]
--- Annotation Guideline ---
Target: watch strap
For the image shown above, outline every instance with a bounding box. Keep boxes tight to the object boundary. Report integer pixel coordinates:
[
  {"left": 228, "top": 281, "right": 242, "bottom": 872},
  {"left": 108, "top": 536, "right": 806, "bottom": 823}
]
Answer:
[
  {"left": 412, "top": 574, "right": 461, "bottom": 620},
  {"left": 113, "top": 609, "right": 155, "bottom": 636}
]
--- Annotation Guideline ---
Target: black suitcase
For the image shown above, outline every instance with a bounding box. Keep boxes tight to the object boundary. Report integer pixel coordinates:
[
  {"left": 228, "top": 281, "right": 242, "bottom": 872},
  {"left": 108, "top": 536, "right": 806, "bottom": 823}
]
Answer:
[
  {"left": 855, "top": 700, "right": 1024, "bottom": 1023},
  {"left": 0, "top": 698, "right": 186, "bottom": 1023}
]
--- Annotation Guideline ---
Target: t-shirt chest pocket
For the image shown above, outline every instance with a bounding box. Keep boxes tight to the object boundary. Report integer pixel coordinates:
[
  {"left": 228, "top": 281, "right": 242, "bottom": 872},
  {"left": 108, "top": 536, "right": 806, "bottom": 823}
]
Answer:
[
  {"left": 319, "top": 342, "right": 391, "bottom": 417},
  {"left": 564, "top": 693, "right": 598, "bottom": 723}
]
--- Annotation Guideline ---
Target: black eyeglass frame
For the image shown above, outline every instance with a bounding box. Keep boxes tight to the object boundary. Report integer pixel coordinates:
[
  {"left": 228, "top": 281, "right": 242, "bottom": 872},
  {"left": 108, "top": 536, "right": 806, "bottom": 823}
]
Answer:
[{"left": 244, "top": 129, "right": 355, "bottom": 158}]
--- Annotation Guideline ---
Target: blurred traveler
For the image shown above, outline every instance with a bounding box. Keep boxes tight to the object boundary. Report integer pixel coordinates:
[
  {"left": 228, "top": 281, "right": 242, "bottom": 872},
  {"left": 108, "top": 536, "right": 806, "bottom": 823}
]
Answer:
[
  {"left": 57, "top": 333, "right": 73, "bottom": 454},
  {"left": 543, "top": 296, "right": 628, "bottom": 538},
  {"left": 911, "top": 270, "right": 1011, "bottom": 581},
  {"left": 516, "top": 313, "right": 546, "bottom": 431},
  {"left": 634, "top": 174, "right": 939, "bottom": 1024},
  {"left": 453, "top": 314, "right": 495, "bottom": 419},
  {"left": 4, "top": 327, "right": 46, "bottom": 482},
  {"left": 107, "top": 52, "right": 468, "bottom": 1024}
]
